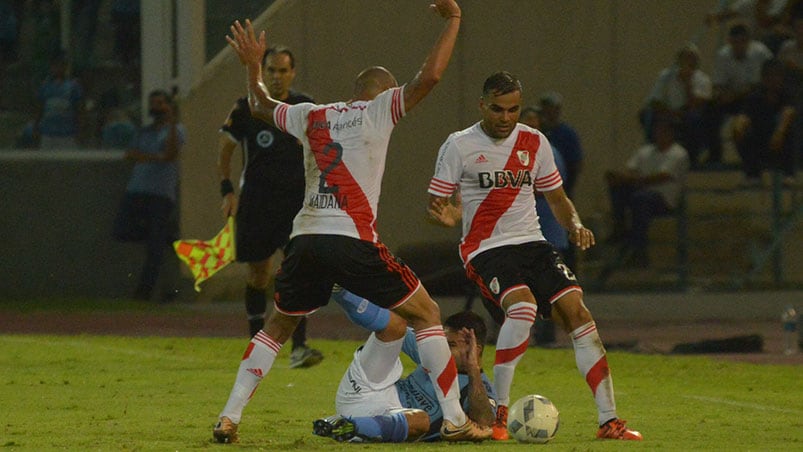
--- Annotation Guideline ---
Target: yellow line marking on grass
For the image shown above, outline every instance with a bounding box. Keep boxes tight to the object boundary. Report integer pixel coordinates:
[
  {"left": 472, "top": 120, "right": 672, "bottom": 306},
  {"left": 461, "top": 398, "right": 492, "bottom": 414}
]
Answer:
[{"left": 683, "top": 395, "right": 802, "bottom": 414}]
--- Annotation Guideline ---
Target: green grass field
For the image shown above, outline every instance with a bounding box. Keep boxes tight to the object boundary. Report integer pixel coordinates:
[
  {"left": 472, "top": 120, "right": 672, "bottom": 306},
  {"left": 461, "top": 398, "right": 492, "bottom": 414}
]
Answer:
[{"left": 1, "top": 333, "right": 801, "bottom": 451}]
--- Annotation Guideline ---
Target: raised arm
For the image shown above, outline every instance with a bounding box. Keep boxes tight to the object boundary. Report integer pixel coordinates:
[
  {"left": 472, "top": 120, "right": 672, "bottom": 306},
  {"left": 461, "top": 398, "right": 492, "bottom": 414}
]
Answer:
[
  {"left": 403, "top": 0, "right": 462, "bottom": 113},
  {"left": 226, "top": 20, "right": 280, "bottom": 125}
]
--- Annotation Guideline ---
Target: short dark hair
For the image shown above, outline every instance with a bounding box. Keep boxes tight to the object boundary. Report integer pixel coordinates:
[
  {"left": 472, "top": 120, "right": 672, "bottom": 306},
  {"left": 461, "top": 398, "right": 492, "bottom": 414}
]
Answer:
[
  {"left": 482, "top": 71, "right": 522, "bottom": 97},
  {"left": 444, "top": 310, "right": 488, "bottom": 345},
  {"left": 262, "top": 45, "right": 295, "bottom": 68}
]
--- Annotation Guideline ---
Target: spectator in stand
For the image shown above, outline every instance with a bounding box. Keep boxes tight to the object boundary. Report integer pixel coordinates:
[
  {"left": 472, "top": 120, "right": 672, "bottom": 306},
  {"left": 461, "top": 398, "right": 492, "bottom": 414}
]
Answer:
[
  {"left": 642, "top": 43, "right": 712, "bottom": 167},
  {"left": 706, "top": 22, "right": 773, "bottom": 165},
  {"left": 605, "top": 117, "right": 690, "bottom": 267},
  {"left": 706, "top": 0, "right": 792, "bottom": 54},
  {"left": 113, "top": 89, "right": 184, "bottom": 301},
  {"left": 538, "top": 91, "right": 583, "bottom": 272},
  {"left": 32, "top": 50, "right": 84, "bottom": 149},
  {"left": 732, "top": 59, "right": 797, "bottom": 186},
  {"left": 538, "top": 91, "right": 583, "bottom": 196}
]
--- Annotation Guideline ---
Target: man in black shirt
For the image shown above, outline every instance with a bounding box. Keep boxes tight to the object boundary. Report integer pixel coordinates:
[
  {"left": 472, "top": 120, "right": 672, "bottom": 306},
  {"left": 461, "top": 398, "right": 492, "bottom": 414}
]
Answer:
[{"left": 217, "top": 45, "right": 322, "bottom": 368}]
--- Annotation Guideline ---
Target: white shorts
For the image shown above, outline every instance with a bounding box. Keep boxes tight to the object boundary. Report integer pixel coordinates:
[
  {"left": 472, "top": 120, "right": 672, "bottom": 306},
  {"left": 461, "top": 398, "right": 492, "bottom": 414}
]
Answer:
[{"left": 335, "top": 333, "right": 405, "bottom": 417}]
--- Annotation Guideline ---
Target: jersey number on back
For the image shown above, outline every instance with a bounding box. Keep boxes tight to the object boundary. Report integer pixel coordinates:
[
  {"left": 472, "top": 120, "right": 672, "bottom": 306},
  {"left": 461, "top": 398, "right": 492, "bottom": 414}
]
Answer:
[{"left": 318, "top": 142, "right": 343, "bottom": 194}]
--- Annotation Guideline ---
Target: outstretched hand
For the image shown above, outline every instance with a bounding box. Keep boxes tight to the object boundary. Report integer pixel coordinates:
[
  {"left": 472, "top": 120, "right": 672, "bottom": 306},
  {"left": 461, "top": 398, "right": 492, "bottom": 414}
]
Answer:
[
  {"left": 427, "top": 195, "right": 462, "bottom": 227},
  {"left": 226, "top": 19, "right": 266, "bottom": 67},
  {"left": 429, "top": 0, "right": 461, "bottom": 18},
  {"left": 569, "top": 226, "right": 595, "bottom": 251}
]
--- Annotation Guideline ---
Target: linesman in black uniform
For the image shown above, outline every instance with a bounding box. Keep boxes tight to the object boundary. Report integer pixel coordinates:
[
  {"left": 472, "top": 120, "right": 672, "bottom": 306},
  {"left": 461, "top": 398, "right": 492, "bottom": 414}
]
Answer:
[{"left": 217, "top": 45, "right": 323, "bottom": 368}]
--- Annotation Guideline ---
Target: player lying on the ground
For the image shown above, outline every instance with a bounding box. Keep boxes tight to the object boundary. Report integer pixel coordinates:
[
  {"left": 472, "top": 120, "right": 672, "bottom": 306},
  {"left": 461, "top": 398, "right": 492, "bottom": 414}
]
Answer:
[{"left": 313, "top": 288, "right": 497, "bottom": 442}]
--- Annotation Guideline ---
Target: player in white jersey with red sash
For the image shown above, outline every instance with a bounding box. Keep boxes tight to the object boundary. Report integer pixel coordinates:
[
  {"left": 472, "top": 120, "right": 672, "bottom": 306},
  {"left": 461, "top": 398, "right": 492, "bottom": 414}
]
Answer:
[
  {"left": 428, "top": 72, "right": 643, "bottom": 442},
  {"left": 212, "top": 1, "right": 492, "bottom": 444}
]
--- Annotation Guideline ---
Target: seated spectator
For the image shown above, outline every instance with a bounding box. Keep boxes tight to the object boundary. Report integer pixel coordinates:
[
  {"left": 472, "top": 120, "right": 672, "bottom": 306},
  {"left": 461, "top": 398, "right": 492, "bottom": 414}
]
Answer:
[
  {"left": 732, "top": 58, "right": 797, "bottom": 186},
  {"left": 32, "top": 50, "right": 84, "bottom": 149},
  {"left": 605, "top": 117, "right": 690, "bottom": 267},
  {"left": 642, "top": 43, "right": 712, "bottom": 166},
  {"left": 706, "top": 22, "right": 773, "bottom": 165}
]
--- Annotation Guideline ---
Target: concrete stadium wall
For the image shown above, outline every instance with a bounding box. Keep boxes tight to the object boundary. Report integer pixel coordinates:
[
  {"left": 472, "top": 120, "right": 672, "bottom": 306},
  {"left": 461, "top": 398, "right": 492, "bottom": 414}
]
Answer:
[{"left": 0, "top": 151, "right": 158, "bottom": 299}]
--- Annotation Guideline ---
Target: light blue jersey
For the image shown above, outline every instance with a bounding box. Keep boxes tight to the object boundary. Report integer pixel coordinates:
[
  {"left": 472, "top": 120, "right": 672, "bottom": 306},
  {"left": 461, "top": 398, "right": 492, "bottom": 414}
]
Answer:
[{"left": 394, "top": 329, "right": 497, "bottom": 441}]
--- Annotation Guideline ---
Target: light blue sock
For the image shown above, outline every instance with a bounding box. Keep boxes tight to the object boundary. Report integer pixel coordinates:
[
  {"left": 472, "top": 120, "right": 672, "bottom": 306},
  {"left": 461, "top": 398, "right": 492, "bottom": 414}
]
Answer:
[
  {"left": 331, "top": 288, "right": 390, "bottom": 332},
  {"left": 351, "top": 412, "right": 408, "bottom": 442}
]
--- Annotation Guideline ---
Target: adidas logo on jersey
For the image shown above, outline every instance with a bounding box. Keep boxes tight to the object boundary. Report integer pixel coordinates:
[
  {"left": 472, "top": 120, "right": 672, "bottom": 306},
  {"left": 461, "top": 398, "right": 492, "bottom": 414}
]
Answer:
[
  {"left": 475, "top": 154, "right": 489, "bottom": 164},
  {"left": 247, "top": 368, "right": 264, "bottom": 378}
]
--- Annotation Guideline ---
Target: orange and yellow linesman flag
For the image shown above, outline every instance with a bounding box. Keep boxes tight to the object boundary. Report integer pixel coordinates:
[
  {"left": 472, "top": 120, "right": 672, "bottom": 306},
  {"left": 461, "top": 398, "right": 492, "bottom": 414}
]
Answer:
[{"left": 173, "top": 217, "right": 236, "bottom": 292}]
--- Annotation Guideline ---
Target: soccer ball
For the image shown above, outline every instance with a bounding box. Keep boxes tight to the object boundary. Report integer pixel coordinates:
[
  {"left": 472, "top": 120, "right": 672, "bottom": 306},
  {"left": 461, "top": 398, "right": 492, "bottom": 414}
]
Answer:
[{"left": 507, "top": 394, "right": 560, "bottom": 443}]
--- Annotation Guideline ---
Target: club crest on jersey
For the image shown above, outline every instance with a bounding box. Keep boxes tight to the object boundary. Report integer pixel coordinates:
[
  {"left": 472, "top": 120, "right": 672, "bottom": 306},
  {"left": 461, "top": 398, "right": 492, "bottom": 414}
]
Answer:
[
  {"left": 489, "top": 277, "right": 500, "bottom": 295},
  {"left": 257, "top": 130, "right": 274, "bottom": 148},
  {"left": 516, "top": 150, "right": 530, "bottom": 166}
]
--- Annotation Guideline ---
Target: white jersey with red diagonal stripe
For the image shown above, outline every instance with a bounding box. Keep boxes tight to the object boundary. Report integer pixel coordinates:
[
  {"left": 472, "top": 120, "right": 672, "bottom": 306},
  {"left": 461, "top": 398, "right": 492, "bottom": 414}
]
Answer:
[
  {"left": 428, "top": 122, "right": 562, "bottom": 264},
  {"left": 274, "top": 86, "right": 405, "bottom": 243}
]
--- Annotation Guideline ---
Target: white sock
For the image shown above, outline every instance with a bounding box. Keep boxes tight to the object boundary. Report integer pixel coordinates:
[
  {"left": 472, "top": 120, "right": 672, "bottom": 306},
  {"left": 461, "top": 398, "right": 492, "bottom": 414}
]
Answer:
[
  {"left": 359, "top": 332, "right": 405, "bottom": 384},
  {"left": 570, "top": 321, "right": 617, "bottom": 425},
  {"left": 415, "top": 325, "right": 466, "bottom": 426},
  {"left": 493, "top": 302, "right": 537, "bottom": 406},
  {"left": 220, "top": 330, "right": 282, "bottom": 424}
]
